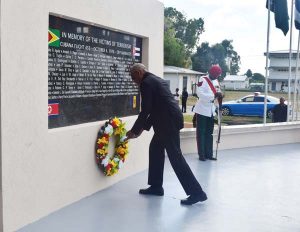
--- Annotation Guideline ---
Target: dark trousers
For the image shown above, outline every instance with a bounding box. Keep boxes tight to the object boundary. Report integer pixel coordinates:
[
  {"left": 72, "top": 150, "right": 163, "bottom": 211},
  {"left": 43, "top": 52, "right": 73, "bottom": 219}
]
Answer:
[
  {"left": 182, "top": 100, "right": 187, "bottom": 113},
  {"left": 196, "top": 114, "right": 214, "bottom": 159},
  {"left": 148, "top": 132, "right": 203, "bottom": 195}
]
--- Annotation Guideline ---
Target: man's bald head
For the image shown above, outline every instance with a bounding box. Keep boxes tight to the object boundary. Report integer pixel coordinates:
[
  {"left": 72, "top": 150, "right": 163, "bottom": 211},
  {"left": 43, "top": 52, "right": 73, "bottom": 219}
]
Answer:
[
  {"left": 131, "top": 63, "right": 147, "bottom": 73},
  {"left": 130, "top": 63, "right": 147, "bottom": 85}
]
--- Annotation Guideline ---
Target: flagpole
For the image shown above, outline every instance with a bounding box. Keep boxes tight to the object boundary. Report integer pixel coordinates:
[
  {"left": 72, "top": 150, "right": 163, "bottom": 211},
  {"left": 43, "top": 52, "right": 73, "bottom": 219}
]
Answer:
[
  {"left": 293, "top": 31, "right": 300, "bottom": 121},
  {"left": 264, "top": 0, "right": 271, "bottom": 125},
  {"left": 288, "top": 0, "right": 295, "bottom": 122},
  {"left": 296, "top": 85, "right": 300, "bottom": 120}
]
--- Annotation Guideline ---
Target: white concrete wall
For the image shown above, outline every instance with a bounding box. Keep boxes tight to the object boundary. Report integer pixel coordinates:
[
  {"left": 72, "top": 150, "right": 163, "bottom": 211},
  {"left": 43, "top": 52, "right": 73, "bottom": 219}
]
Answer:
[
  {"left": 0, "top": 0, "right": 163, "bottom": 231},
  {"left": 269, "top": 79, "right": 295, "bottom": 92},
  {"left": 269, "top": 57, "right": 297, "bottom": 67},
  {"left": 186, "top": 75, "right": 197, "bottom": 94},
  {"left": 179, "top": 74, "right": 196, "bottom": 94},
  {"left": 164, "top": 73, "right": 197, "bottom": 95},
  {"left": 223, "top": 81, "right": 247, "bottom": 90},
  {"left": 164, "top": 73, "right": 179, "bottom": 93},
  {"left": 180, "top": 122, "right": 300, "bottom": 155}
]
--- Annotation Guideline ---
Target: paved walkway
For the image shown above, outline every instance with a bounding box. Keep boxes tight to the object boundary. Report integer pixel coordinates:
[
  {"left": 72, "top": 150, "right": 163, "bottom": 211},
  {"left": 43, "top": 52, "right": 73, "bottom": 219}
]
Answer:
[{"left": 19, "top": 143, "right": 300, "bottom": 232}]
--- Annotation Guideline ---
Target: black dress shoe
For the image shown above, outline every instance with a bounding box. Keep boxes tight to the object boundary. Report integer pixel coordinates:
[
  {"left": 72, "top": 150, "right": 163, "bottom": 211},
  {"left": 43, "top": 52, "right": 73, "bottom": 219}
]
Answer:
[
  {"left": 199, "top": 157, "right": 206, "bottom": 161},
  {"left": 181, "top": 192, "right": 207, "bottom": 205},
  {"left": 139, "top": 186, "right": 164, "bottom": 196},
  {"left": 207, "top": 157, "right": 217, "bottom": 161}
]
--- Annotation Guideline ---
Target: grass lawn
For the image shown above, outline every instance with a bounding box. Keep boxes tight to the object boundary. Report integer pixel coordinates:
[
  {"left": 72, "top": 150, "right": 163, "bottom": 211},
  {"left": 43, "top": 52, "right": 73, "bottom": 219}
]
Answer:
[
  {"left": 221, "top": 115, "right": 272, "bottom": 125},
  {"left": 184, "top": 114, "right": 272, "bottom": 126}
]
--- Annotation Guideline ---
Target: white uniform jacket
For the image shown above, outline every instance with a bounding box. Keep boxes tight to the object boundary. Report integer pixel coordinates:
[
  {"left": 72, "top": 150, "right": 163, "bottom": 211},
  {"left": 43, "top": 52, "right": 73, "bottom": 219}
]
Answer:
[{"left": 193, "top": 76, "right": 220, "bottom": 117}]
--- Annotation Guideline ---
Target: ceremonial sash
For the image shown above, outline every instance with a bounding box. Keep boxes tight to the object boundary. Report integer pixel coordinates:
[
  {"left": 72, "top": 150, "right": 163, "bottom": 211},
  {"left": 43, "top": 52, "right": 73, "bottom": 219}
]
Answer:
[{"left": 203, "top": 76, "right": 217, "bottom": 94}]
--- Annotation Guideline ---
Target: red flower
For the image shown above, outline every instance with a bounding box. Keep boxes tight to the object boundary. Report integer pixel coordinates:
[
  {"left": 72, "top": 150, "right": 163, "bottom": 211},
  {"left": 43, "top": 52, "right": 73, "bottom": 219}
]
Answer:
[
  {"left": 98, "top": 143, "right": 104, "bottom": 149},
  {"left": 106, "top": 164, "right": 112, "bottom": 171},
  {"left": 103, "top": 134, "right": 109, "bottom": 139},
  {"left": 111, "top": 121, "right": 118, "bottom": 128}
]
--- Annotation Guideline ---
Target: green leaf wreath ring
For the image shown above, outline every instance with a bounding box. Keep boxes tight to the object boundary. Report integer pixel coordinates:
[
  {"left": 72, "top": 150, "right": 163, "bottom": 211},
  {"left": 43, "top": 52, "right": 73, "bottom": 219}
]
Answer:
[{"left": 95, "top": 117, "right": 128, "bottom": 176}]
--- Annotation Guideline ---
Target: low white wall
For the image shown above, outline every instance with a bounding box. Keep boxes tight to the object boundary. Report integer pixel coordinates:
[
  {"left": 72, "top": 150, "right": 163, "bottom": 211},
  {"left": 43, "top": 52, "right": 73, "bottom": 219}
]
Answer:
[
  {"left": 164, "top": 73, "right": 179, "bottom": 93},
  {"left": 0, "top": 0, "right": 163, "bottom": 231},
  {"left": 180, "top": 122, "right": 300, "bottom": 155}
]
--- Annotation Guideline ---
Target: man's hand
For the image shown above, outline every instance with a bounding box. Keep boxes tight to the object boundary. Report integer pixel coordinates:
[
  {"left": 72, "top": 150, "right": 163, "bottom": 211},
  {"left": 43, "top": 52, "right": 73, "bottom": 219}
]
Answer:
[
  {"left": 125, "top": 129, "right": 143, "bottom": 141},
  {"left": 125, "top": 131, "right": 137, "bottom": 141},
  {"left": 214, "top": 92, "right": 223, "bottom": 99}
]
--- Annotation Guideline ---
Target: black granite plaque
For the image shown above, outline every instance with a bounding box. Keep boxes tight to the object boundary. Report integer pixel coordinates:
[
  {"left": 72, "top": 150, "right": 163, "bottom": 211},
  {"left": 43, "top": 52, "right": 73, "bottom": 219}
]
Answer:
[{"left": 48, "top": 15, "right": 142, "bottom": 128}]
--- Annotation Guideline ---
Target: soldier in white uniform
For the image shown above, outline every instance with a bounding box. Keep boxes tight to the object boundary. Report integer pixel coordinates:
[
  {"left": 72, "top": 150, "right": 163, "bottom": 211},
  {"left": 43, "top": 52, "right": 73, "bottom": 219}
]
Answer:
[{"left": 193, "top": 65, "right": 223, "bottom": 161}]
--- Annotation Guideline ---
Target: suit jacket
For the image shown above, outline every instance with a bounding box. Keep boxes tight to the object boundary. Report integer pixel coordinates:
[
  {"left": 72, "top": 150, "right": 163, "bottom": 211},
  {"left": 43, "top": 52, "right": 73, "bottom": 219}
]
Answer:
[
  {"left": 182, "top": 90, "right": 188, "bottom": 101},
  {"left": 131, "top": 72, "right": 183, "bottom": 137},
  {"left": 272, "top": 104, "right": 287, "bottom": 122}
]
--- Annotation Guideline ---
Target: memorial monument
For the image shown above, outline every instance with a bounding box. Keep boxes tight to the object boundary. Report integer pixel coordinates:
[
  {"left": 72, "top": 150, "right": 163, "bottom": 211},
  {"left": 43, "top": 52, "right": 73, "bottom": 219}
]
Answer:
[{"left": 0, "top": 0, "right": 163, "bottom": 231}]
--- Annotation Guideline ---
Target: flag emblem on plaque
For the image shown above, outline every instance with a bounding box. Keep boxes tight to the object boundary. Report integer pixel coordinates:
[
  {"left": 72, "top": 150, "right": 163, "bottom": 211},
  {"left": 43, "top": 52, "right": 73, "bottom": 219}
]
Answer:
[
  {"left": 48, "top": 103, "right": 59, "bottom": 116},
  {"left": 133, "top": 96, "right": 137, "bottom": 109},
  {"left": 132, "top": 47, "right": 140, "bottom": 57},
  {"left": 48, "top": 28, "right": 60, "bottom": 47}
]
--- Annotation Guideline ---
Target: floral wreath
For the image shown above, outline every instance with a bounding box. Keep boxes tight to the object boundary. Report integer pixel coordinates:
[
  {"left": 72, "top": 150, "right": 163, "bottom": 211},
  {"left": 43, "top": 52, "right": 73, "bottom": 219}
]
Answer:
[{"left": 95, "top": 117, "right": 129, "bottom": 176}]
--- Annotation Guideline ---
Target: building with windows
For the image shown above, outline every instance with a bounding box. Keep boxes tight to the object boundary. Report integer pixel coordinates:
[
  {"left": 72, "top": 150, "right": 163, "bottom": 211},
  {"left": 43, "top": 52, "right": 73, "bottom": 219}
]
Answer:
[
  {"left": 267, "top": 50, "right": 300, "bottom": 92},
  {"left": 222, "top": 75, "right": 249, "bottom": 90},
  {"left": 163, "top": 66, "right": 205, "bottom": 95}
]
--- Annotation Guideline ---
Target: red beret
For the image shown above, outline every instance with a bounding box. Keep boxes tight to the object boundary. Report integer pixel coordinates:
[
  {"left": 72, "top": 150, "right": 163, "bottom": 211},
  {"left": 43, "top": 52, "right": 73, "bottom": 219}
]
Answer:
[{"left": 209, "top": 65, "right": 222, "bottom": 78}]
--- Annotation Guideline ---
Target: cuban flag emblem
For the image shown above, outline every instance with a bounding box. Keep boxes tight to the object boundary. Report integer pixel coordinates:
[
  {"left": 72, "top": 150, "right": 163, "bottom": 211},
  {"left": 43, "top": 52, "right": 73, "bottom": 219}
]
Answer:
[{"left": 132, "top": 47, "right": 140, "bottom": 57}]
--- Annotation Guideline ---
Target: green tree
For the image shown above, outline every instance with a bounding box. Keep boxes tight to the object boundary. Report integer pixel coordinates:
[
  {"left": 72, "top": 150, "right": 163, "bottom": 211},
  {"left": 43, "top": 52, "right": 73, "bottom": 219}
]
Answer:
[
  {"left": 192, "top": 40, "right": 240, "bottom": 79},
  {"left": 221, "top": 40, "right": 240, "bottom": 75},
  {"left": 211, "top": 43, "right": 228, "bottom": 77},
  {"left": 251, "top": 73, "right": 265, "bottom": 83},
  {"left": 184, "top": 18, "right": 205, "bottom": 51},
  {"left": 229, "top": 51, "right": 241, "bottom": 75},
  {"left": 191, "top": 42, "right": 212, "bottom": 72},
  {"left": 245, "top": 69, "right": 253, "bottom": 78},
  {"left": 164, "top": 28, "right": 187, "bottom": 67},
  {"left": 164, "top": 7, "right": 205, "bottom": 67}
]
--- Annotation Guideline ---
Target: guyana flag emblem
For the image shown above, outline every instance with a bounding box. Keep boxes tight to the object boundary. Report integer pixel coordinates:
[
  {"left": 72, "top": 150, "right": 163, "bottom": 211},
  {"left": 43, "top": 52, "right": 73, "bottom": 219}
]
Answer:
[{"left": 48, "top": 28, "right": 60, "bottom": 47}]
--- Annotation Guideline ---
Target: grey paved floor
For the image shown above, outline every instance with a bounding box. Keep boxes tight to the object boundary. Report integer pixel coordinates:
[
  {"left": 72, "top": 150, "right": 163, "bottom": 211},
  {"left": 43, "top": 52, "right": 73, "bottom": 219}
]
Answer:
[{"left": 19, "top": 143, "right": 300, "bottom": 232}]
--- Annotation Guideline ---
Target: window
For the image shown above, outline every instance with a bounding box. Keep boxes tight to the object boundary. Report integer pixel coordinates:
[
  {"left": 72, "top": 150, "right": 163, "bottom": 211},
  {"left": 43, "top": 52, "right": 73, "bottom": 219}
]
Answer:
[
  {"left": 254, "top": 96, "right": 264, "bottom": 102},
  {"left": 242, "top": 97, "right": 254, "bottom": 102},
  {"left": 183, "top": 76, "right": 188, "bottom": 89}
]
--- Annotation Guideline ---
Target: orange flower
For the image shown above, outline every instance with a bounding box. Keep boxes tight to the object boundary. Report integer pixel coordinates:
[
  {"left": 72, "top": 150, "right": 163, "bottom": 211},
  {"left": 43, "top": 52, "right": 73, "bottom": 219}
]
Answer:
[{"left": 111, "top": 118, "right": 121, "bottom": 128}]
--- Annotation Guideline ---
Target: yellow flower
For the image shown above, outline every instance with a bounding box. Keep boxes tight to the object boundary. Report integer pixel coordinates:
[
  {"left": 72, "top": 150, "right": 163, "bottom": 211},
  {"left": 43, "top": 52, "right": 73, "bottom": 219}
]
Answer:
[
  {"left": 98, "top": 137, "right": 109, "bottom": 145},
  {"left": 111, "top": 117, "right": 121, "bottom": 128},
  {"left": 114, "top": 126, "right": 125, "bottom": 135},
  {"left": 116, "top": 146, "right": 127, "bottom": 155},
  {"left": 115, "top": 117, "right": 121, "bottom": 124},
  {"left": 97, "top": 148, "right": 107, "bottom": 155},
  {"left": 111, "top": 160, "right": 117, "bottom": 168},
  {"left": 96, "top": 117, "right": 129, "bottom": 177}
]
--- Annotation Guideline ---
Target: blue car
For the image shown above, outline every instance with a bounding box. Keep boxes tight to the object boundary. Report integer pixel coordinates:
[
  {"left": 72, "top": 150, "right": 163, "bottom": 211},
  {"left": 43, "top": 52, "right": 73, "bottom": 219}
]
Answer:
[{"left": 221, "top": 94, "right": 280, "bottom": 118}]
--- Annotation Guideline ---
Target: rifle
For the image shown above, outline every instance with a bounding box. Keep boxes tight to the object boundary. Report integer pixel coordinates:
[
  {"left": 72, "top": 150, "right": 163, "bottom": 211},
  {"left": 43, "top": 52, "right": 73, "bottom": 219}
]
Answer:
[{"left": 215, "top": 95, "right": 223, "bottom": 160}]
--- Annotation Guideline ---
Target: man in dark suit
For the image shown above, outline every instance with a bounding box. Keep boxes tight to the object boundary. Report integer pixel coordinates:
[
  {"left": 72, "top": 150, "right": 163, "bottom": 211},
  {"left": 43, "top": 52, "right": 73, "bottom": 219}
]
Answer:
[
  {"left": 182, "top": 87, "right": 189, "bottom": 113},
  {"left": 272, "top": 97, "right": 288, "bottom": 122},
  {"left": 126, "top": 63, "right": 207, "bottom": 205}
]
